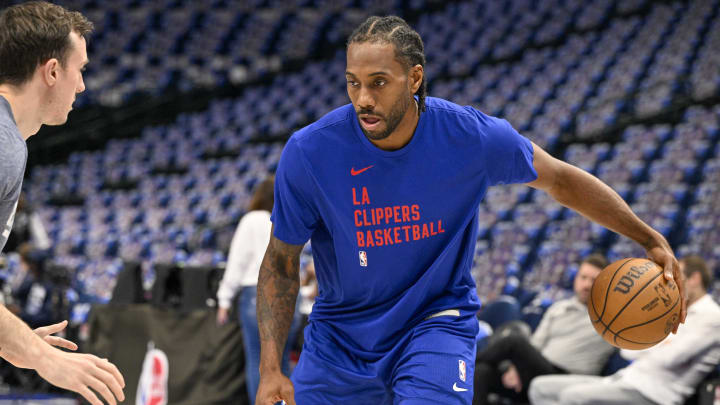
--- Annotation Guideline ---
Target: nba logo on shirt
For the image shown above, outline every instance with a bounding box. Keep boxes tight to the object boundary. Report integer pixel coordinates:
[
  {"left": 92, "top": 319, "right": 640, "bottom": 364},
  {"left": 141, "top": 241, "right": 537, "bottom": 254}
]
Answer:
[
  {"left": 458, "top": 359, "right": 466, "bottom": 382},
  {"left": 359, "top": 251, "right": 367, "bottom": 267}
]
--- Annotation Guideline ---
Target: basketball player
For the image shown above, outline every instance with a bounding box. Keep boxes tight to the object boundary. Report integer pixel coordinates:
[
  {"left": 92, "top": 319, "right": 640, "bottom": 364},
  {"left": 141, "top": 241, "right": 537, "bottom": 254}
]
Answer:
[
  {"left": 0, "top": 2, "right": 125, "bottom": 404},
  {"left": 528, "top": 255, "right": 720, "bottom": 405},
  {"left": 255, "top": 16, "right": 686, "bottom": 405}
]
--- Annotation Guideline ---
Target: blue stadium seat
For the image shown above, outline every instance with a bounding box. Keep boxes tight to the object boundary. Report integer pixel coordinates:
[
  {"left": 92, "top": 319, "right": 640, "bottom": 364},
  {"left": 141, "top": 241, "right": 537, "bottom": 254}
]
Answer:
[{"left": 477, "top": 296, "right": 522, "bottom": 330}]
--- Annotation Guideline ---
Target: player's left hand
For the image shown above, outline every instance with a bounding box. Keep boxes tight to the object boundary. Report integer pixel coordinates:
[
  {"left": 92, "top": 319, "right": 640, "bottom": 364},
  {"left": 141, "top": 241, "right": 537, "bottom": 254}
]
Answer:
[
  {"left": 646, "top": 245, "right": 686, "bottom": 333},
  {"left": 34, "top": 320, "right": 78, "bottom": 351}
]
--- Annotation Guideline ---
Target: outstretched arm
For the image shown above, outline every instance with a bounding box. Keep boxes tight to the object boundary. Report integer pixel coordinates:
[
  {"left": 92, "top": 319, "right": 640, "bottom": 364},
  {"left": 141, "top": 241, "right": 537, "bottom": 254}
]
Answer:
[
  {"left": 0, "top": 305, "right": 125, "bottom": 405},
  {"left": 0, "top": 304, "right": 50, "bottom": 369},
  {"left": 256, "top": 228, "right": 303, "bottom": 405},
  {"left": 526, "top": 142, "right": 686, "bottom": 330}
]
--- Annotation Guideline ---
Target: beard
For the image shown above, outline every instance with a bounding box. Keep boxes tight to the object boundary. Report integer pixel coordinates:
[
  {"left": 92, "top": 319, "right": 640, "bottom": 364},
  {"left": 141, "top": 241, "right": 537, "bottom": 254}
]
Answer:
[{"left": 357, "top": 91, "right": 413, "bottom": 141}]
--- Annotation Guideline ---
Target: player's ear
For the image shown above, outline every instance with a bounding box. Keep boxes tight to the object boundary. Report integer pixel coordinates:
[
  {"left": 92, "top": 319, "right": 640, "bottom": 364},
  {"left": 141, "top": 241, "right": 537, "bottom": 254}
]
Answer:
[
  {"left": 41, "top": 58, "right": 60, "bottom": 87},
  {"left": 409, "top": 64, "right": 423, "bottom": 94}
]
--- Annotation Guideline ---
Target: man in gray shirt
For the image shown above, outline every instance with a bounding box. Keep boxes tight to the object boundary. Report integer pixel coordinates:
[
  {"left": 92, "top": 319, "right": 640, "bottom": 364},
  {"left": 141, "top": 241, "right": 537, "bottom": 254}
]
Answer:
[
  {"left": 473, "top": 254, "right": 615, "bottom": 405},
  {"left": 0, "top": 3, "right": 125, "bottom": 405}
]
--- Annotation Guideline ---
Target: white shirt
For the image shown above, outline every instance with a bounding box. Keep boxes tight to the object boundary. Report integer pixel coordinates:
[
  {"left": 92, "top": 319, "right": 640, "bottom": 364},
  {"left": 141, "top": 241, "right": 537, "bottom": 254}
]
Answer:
[
  {"left": 216, "top": 210, "right": 272, "bottom": 309},
  {"left": 531, "top": 296, "right": 615, "bottom": 375},
  {"left": 617, "top": 294, "right": 720, "bottom": 405}
]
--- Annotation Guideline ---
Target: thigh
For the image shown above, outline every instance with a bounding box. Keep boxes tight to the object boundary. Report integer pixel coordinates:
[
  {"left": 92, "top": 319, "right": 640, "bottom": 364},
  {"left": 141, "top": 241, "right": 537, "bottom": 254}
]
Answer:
[
  {"left": 238, "top": 288, "right": 260, "bottom": 354},
  {"left": 529, "top": 374, "right": 602, "bottom": 405},
  {"left": 238, "top": 288, "right": 262, "bottom": 403},
  {"left": 558, "top": 378, "right": 655, "bottom": 405},
  {"left": 392, "top": 319, "right": 477, "bottom": 405},
  {"left": 292, "top": 347, "right": 391, "bottom": 405}
]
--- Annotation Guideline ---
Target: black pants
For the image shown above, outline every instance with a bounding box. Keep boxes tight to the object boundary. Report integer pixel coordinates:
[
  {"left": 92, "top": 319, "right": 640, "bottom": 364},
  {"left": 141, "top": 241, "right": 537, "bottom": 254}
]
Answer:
[{"left": 473, "top": 334, "right": 566, "bottom": 405}]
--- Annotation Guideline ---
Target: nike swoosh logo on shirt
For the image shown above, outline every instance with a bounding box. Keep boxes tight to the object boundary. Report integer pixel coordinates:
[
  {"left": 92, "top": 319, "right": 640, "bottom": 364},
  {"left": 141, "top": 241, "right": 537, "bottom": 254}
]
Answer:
[
  {"left": 351, "top": 165, "right": 374, "bottom": 176},
  {"left": 452, "top": 383, "right": 468, "bottom": 392}
]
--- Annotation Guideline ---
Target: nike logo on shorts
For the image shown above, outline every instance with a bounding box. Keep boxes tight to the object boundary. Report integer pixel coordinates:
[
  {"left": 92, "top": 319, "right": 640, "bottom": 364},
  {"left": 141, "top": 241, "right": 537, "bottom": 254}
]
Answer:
[{"left": 452, "top": 382, "right": 468, "bottom": 392}]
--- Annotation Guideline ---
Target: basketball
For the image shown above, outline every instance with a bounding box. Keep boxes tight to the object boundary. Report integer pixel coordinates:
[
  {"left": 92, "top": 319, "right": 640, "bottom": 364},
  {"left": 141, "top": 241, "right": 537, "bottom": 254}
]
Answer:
[{"left": 589, "top": 258, "right": 681, "bottom": 350}]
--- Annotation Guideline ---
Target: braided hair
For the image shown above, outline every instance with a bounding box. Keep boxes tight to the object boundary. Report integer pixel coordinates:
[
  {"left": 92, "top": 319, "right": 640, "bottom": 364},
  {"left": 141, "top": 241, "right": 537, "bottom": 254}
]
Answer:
[{"left": 347, "top": 16, "right": 427, "bottom": 113}]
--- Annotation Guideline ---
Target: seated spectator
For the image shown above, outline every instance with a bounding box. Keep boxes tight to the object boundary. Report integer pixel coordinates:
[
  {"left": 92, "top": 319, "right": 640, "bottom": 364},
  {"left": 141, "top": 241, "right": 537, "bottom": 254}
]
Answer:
[
  {"left": 474, "top": 254, "right": 615, "bottom": 405},
  {"left": 4, "top": 193, "right": 50, "bottom": 253},
  {"left": 10, "top": 244, "right": 58, "bottom": 329},
  {"left": 528, "top": 255, "right": 720, "bottom": 405}
]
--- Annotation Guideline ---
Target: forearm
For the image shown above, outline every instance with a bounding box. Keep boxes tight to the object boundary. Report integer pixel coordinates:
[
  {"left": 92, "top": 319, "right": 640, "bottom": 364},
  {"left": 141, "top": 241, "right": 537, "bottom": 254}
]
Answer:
[
  {"left": 657, "top": 324, "right": 720, "bottom": 368},
  {"left": 0, "top": 304, "right": 50, "bottom": 369},
  {"left": 548, "top": 164, "right": 667, "bottom": 250},
  {"left": 257, "top": 238, "right": 300, "bottom": 375}
]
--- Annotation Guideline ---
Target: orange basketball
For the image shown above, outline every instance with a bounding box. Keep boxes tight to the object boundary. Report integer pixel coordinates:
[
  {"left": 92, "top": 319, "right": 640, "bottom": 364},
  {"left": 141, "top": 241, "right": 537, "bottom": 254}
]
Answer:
[{"left": 589, "top": 258, "right": 681, "bottom": 350}]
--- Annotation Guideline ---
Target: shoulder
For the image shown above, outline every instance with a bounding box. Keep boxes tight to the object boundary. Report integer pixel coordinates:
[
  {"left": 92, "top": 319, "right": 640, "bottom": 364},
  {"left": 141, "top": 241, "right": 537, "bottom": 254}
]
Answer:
[
  {"left": 425, "top": 97, "right": 474, "bottom": 116},
  {"left": 236, "top": 210, "right": 271, "bottom": 235},
  {"left": 547, "top": 298, "right": 576, "bottom": 313},
  {"left": 0, "top": 123, "right": 25, "bottom": 154},
  {"left": 425, "top": 97, "right": 507, "bottom": 127},
  {"left": 291, "top": 103, "right": 355, "bottom": 146},
  {"left": 424, "top": 97, "right": 516, "bottom": 145},
  {"left": 698, "top": 296, "right": 720, "bottom": 325},
  {"left": 0, "top": 124, "right": 26, "bottom": 178},
  {"left": 243, "top": 210, "right": 272, "bottom": 223}
]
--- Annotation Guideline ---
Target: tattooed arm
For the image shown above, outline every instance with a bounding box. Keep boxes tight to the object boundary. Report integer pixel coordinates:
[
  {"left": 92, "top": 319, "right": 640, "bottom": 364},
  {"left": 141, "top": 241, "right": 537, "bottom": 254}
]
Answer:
[{"left": 255, "top": 227, "right": 303, "bottom": 405}]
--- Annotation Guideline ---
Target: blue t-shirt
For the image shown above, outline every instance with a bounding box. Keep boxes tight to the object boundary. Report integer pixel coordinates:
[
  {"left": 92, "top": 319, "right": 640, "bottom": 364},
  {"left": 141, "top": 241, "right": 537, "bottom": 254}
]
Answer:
[{"left": 271, "top": 97, "right": 537, "bottom": 358}]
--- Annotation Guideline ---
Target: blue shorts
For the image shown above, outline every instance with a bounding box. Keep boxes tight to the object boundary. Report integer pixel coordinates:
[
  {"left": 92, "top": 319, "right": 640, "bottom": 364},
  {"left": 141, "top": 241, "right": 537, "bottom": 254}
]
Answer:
[{"left": 291, "top": 312, "right": 477, "bottom": 404}]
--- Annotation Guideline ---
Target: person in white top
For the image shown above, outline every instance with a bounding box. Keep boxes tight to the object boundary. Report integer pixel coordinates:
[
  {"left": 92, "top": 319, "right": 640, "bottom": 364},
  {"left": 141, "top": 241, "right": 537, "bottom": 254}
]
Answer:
[
  {"left": 216, "top": 176, "right": 301, "bottom": 404},
  {"left": 528, "top": 255, "right": 720, "bottom": 405}
]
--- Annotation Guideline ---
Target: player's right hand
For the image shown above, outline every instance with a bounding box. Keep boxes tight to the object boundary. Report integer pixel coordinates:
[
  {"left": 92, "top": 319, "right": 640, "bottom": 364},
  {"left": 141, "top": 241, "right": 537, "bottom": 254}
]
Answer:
[
  {"left": 36, "top": 348, "right": 125, "bottom": 405},
  {"left": 255, "top": 372, "right": 295, "bottom": 405},
  {"left": 646, "top": 244, "right": 685, "bottom": 333}
]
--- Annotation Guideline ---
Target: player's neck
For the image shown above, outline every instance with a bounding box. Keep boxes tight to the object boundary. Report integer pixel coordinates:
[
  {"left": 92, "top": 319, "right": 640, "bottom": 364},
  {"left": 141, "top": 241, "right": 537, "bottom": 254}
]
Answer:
[
  {"left": 0, "top": 84, "right": 43, "bottom": 140},
  {"left": 687, "top": 290, "right": 705, "bottom": 308},
  {"left": 369, "top": 100, "right": 420, "bottom": 151}
]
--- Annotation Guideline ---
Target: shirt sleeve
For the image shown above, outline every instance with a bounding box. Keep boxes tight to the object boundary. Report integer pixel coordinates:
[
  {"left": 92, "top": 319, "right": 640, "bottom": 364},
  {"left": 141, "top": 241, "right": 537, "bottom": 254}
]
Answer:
[
  {"left": 651, "top": 316, "right": 720, "bottom": 369},
  {"left": 0, "top": 199, "right": 18, "bottom": 253},
  {"left": 217, "top": 215, "right": 254, "bottom": 308},
  {"left": 467, "top": 107, "right": 538, "bottom": 186},
  {"left": 0, "top": 132, "right": 25, "bottom": 253},
  {"left": 270, "top": 136, "right": 320, "bottom": 245}
]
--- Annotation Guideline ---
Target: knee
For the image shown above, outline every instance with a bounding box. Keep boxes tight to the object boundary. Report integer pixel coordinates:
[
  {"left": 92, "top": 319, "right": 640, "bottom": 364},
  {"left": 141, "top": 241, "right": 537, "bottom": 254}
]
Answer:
[
  {"left": 528, "top": 377, "right": 549, "bottom": 404},
  {"left": 557, "top": 387, "right": 588, "bottom": 405},
  {"left": 529, "top": 375, "right": 574, "bottom": 405},
  {"left": 488, "top": 333, "right": 525, "bottom": 351},
  {"left": 502, "top": 333, "right": 526, "bottom": 345}
]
